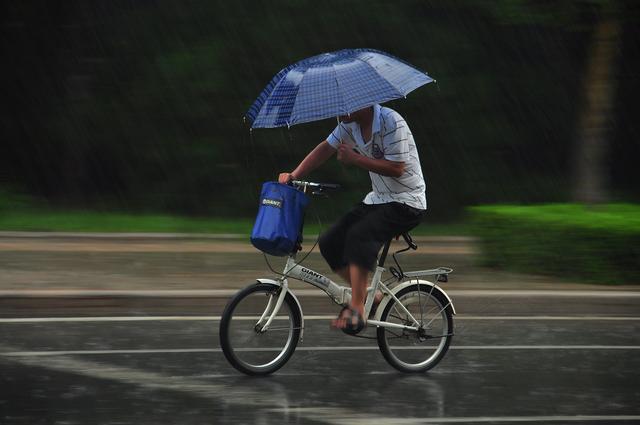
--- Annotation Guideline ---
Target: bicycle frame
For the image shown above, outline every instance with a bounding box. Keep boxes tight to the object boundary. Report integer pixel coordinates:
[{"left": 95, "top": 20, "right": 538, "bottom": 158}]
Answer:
[{"left": 256, "top": 253, "right": 454, "bottom": 336}]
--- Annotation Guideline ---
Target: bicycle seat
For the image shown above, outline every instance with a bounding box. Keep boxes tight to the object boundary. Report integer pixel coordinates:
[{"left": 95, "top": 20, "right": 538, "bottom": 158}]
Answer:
[{"left": 392, "top": 232, "right": 418, "bottom": 250}]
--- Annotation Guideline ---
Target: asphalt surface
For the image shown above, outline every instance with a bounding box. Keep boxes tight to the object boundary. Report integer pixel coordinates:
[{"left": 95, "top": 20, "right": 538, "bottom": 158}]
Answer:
[
  {"left": 2, "top": 304, "right": 639, "bottom": 424},
  {"left": 1, "top": 233, "right": 639, "bottom": 424}
]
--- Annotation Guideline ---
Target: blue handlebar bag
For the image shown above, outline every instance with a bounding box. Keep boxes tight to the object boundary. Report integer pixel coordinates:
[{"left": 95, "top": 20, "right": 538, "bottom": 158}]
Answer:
[{"left": 250, "top": 182, "right": 310, "bottom": 256}]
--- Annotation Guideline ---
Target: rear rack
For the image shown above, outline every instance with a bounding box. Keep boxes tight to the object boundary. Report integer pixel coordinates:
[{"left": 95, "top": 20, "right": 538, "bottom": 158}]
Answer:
[{"left": 403, "top": 267, "right": 453, "bottom": 283}]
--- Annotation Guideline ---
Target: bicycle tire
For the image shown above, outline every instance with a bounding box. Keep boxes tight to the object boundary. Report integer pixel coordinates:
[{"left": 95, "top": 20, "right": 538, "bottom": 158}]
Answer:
[
  {"left": 377, "top": 283, "right": 454, "bottom": 373},
  {"left": 219, "top": 282, "right": 302, "bottom": 376}
]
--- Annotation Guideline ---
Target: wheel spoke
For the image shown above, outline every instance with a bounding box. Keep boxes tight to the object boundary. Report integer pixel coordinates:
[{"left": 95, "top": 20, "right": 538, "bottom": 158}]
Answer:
[
  {"left": 260, "top": 326, "right": 301, "bottom": 332},
  {"left": 377, "top": 287, "right": 453, "bottom": 373},
  {"left": 386, "top": 330, "right": 405, "bottom": 339},
  {"left": 388, "top": 313, "right": 407, "bottom": 322},
  {"left": 220, "top": 284, "right": 301, "bottom": 375}
]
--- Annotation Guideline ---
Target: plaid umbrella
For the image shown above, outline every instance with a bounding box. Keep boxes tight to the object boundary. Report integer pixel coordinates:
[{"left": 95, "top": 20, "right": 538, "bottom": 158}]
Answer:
[{"left": 246, "top": 48, "right": 434, "bottom": 129}]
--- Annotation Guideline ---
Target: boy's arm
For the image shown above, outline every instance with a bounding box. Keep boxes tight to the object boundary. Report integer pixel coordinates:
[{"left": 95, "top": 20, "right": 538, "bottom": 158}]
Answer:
[
  {"left": 278, "top": 140, "right": 336, "bottom": 183},
  {"left": 336, "top": 144, "right": 405, "bottom": 177}
]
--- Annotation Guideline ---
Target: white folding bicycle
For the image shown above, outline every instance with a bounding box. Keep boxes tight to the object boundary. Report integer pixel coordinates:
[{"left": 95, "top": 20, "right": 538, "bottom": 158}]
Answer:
[{"left": 220, "top": 180, "right": 456, "bottom": 375}]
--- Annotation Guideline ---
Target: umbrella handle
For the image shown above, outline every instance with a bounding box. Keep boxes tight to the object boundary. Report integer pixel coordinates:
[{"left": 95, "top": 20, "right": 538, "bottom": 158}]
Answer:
[{"left": 334, "top": 116, "right": 360, "bottom": 154}]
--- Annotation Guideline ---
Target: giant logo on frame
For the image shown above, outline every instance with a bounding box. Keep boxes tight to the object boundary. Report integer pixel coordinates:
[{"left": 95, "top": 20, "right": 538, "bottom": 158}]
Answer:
[{"left": 301, "top": 267, "right": 329, "bottom": 287}]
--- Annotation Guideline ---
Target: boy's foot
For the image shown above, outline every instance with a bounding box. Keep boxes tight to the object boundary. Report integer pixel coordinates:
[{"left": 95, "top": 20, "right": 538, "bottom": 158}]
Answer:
[{"left": 331, "top": 305, "right": 365, "bottom": 333}]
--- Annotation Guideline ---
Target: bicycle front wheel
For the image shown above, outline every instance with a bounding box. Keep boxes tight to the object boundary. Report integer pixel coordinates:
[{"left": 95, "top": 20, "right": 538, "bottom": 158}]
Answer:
[
  {"left": 219, "top": 283, "right": 302, "bottom": 375},
  {"left": 377, "top": 284, "right": 453, "bottom": 373}
]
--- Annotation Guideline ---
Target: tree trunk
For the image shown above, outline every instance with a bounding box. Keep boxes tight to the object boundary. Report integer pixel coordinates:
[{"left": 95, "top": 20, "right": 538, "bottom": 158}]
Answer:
[{"left": 571, "top": 17, "right": 620, "bottom": 204}]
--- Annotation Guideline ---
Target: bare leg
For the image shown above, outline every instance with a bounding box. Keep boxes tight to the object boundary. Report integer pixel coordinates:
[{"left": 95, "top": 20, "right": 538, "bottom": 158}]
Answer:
[
  {"left": 335, "top": 267, "right": 351, "bottom": 284},
  {"left": 346, "top": 264, "right": 383, "bottom": 313},
  {"left": 348, "top": 263, "right": 368, "bottom": 317},
  {"left": 336, "top": 265, "right": 382, "bottom": 307},
  {"left": 331, "top": 263, "right": 369, "bottom": 329}
]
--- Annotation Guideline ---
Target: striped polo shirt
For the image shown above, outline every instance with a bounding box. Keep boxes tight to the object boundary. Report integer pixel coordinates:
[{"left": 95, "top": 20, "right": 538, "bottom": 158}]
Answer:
[{"left": 326, "top": 104, "right": 427, "bottom": 210}]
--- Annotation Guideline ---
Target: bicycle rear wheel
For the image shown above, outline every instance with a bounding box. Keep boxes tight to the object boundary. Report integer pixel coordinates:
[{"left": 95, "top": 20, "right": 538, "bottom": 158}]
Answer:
[
  {"left": 377, "top": 284, "right": 453, "bottom": 373},
  {"left": 219, "top": 283, "right": 302, "bottom": 375}
]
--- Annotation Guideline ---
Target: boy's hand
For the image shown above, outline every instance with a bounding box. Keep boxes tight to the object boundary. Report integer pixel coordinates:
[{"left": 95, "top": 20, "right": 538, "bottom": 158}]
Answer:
[
  {"left": 336, "top": 143, "right": 358, "bottom": 165},
  {"left": 278, "top": 172, "right": 295, "bottom": 184}
]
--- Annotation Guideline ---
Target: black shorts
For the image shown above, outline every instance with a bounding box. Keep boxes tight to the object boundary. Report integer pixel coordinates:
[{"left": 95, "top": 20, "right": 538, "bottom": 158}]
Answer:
[{"left": 318, "top": 202, "right": 425, "bottom": 272}]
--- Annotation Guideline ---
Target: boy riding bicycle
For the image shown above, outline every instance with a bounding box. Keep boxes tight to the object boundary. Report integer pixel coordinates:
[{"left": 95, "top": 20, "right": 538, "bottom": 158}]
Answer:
[{"left": 278, "top": 104, "right": 426, "bottom": 332}]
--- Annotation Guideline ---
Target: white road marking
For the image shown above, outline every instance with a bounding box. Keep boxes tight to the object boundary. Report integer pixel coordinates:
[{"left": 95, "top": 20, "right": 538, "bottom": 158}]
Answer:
[
  {"left": 456, "top": 315, "right": 640, "bottom": 321},
  {"left": 1, "top": 289, "right": 639, "bottom": 298},
  {"left": 2, "top": 345, "right": 640, "bottom": 357},
  {"left": 449, "top": 290, "right": 640, "bottom": 298},
  {"left": 0, "top": 316, "right": 290, "bottom": 323},
  {"left": 0, "top": 316, "right": 222, "bottom": 323},
  {"left": 75, "top": 289, "right": 640, "bottom": 297},
  {"left": 1, "top": 348, "right": 219, "bottom": 356},
  {"left": 274, "top": 408, "right": 640, "bottom": 424},
  {"left": 1, "top": 314, "right": 639, "bottom": 323}
]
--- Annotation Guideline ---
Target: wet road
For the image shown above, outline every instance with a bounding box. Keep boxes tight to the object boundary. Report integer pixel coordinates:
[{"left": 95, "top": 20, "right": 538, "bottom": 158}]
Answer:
[
  {"left": 1, "top": 235, "right": 639, "bottom": 423},
  {"left": 2, "top": 294, "right": 640, "bottom": 424}
]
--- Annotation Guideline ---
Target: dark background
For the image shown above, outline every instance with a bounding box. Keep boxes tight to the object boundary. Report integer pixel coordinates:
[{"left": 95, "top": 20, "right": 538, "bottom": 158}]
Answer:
[{"left": 1, "top": 0, "right": 638, "bottom": 220}]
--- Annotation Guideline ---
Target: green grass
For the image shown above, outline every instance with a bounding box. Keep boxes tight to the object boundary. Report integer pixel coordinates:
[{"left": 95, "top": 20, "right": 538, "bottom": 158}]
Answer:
[
  {"left": 0, "top": 191, "right": 470, "bottom": 236},
  {"left": 0, "top": 210, "right": 253, "bottom": 234},
  {"left": 470, "top": 203, "right": 640, "bottom": 233},
  {"left": 0, "top": 210, "right": 470, "bottom": 236},
  {"left": 468, "top": 203, "right": 640, "bottom": 284}
]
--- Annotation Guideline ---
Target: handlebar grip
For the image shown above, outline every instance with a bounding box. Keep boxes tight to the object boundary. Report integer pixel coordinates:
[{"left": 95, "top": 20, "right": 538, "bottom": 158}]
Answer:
[
  {"left": 320, "top": 183, "right": 340, "bottom": 190},
  {"left": 291, "top": 180, "right": 340, "bottom": 191}
]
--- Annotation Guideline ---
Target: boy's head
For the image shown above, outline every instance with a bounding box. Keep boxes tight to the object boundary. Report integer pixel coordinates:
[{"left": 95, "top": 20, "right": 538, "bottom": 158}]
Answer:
[{"left": 339, "top": 105, "right": 373, "bottom": 123}]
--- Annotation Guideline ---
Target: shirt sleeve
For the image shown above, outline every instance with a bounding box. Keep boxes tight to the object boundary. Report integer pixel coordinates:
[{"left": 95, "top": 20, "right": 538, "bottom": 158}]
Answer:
[
  {"left": 326, "top": 122, "right": 353, "bottom": 149},
  {"left": 382, "top": 113, "right": 409, "bottom": 162}
]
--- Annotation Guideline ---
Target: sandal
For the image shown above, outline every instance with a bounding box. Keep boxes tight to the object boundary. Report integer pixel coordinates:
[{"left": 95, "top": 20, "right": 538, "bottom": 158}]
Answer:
[{"left": 333, "top": 306, "right": 366, "bottom": 336}]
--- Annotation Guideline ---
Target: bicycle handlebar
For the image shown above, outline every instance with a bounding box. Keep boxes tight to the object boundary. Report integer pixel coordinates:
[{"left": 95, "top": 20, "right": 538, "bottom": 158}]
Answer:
[{"left": 291, "top": 180, "right": 340, "bottom": 195}]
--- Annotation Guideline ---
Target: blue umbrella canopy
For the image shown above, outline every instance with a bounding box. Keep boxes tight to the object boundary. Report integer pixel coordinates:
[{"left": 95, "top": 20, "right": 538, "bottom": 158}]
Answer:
[{"left": 246, "top": 48, "right": 434, "bottom": 129}]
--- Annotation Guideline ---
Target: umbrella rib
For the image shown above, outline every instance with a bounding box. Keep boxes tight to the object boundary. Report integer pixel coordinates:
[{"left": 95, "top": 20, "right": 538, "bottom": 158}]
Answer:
[
  {"left": 257, "top": 61, "right": 313, "bottom": 127},
  {"left": 254, "top": 76, "right": 290, "bottom": 126},
  {"left": 289, "top": 62, "right": 316, "bottom": 126},
  {"left": 358, "top": 54, "right": 434, "bottom": 101},
  {"left": 331, "top": 63, "right": 347, "bottom": 116},
  {"left": 250, "top": 64, "right": 298, "bottom": 127},
  {"left": 353, "top": 56, "right": 406, "bottom": 99}
]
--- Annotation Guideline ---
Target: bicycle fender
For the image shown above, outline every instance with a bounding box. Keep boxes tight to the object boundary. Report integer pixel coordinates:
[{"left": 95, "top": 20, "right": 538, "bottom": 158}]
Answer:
[
  {"left": 256, "top": 279, "right": 305, "bottom": 341},
  {"left": 374, "top": 279, "right": 456, "bottom": 320}
]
